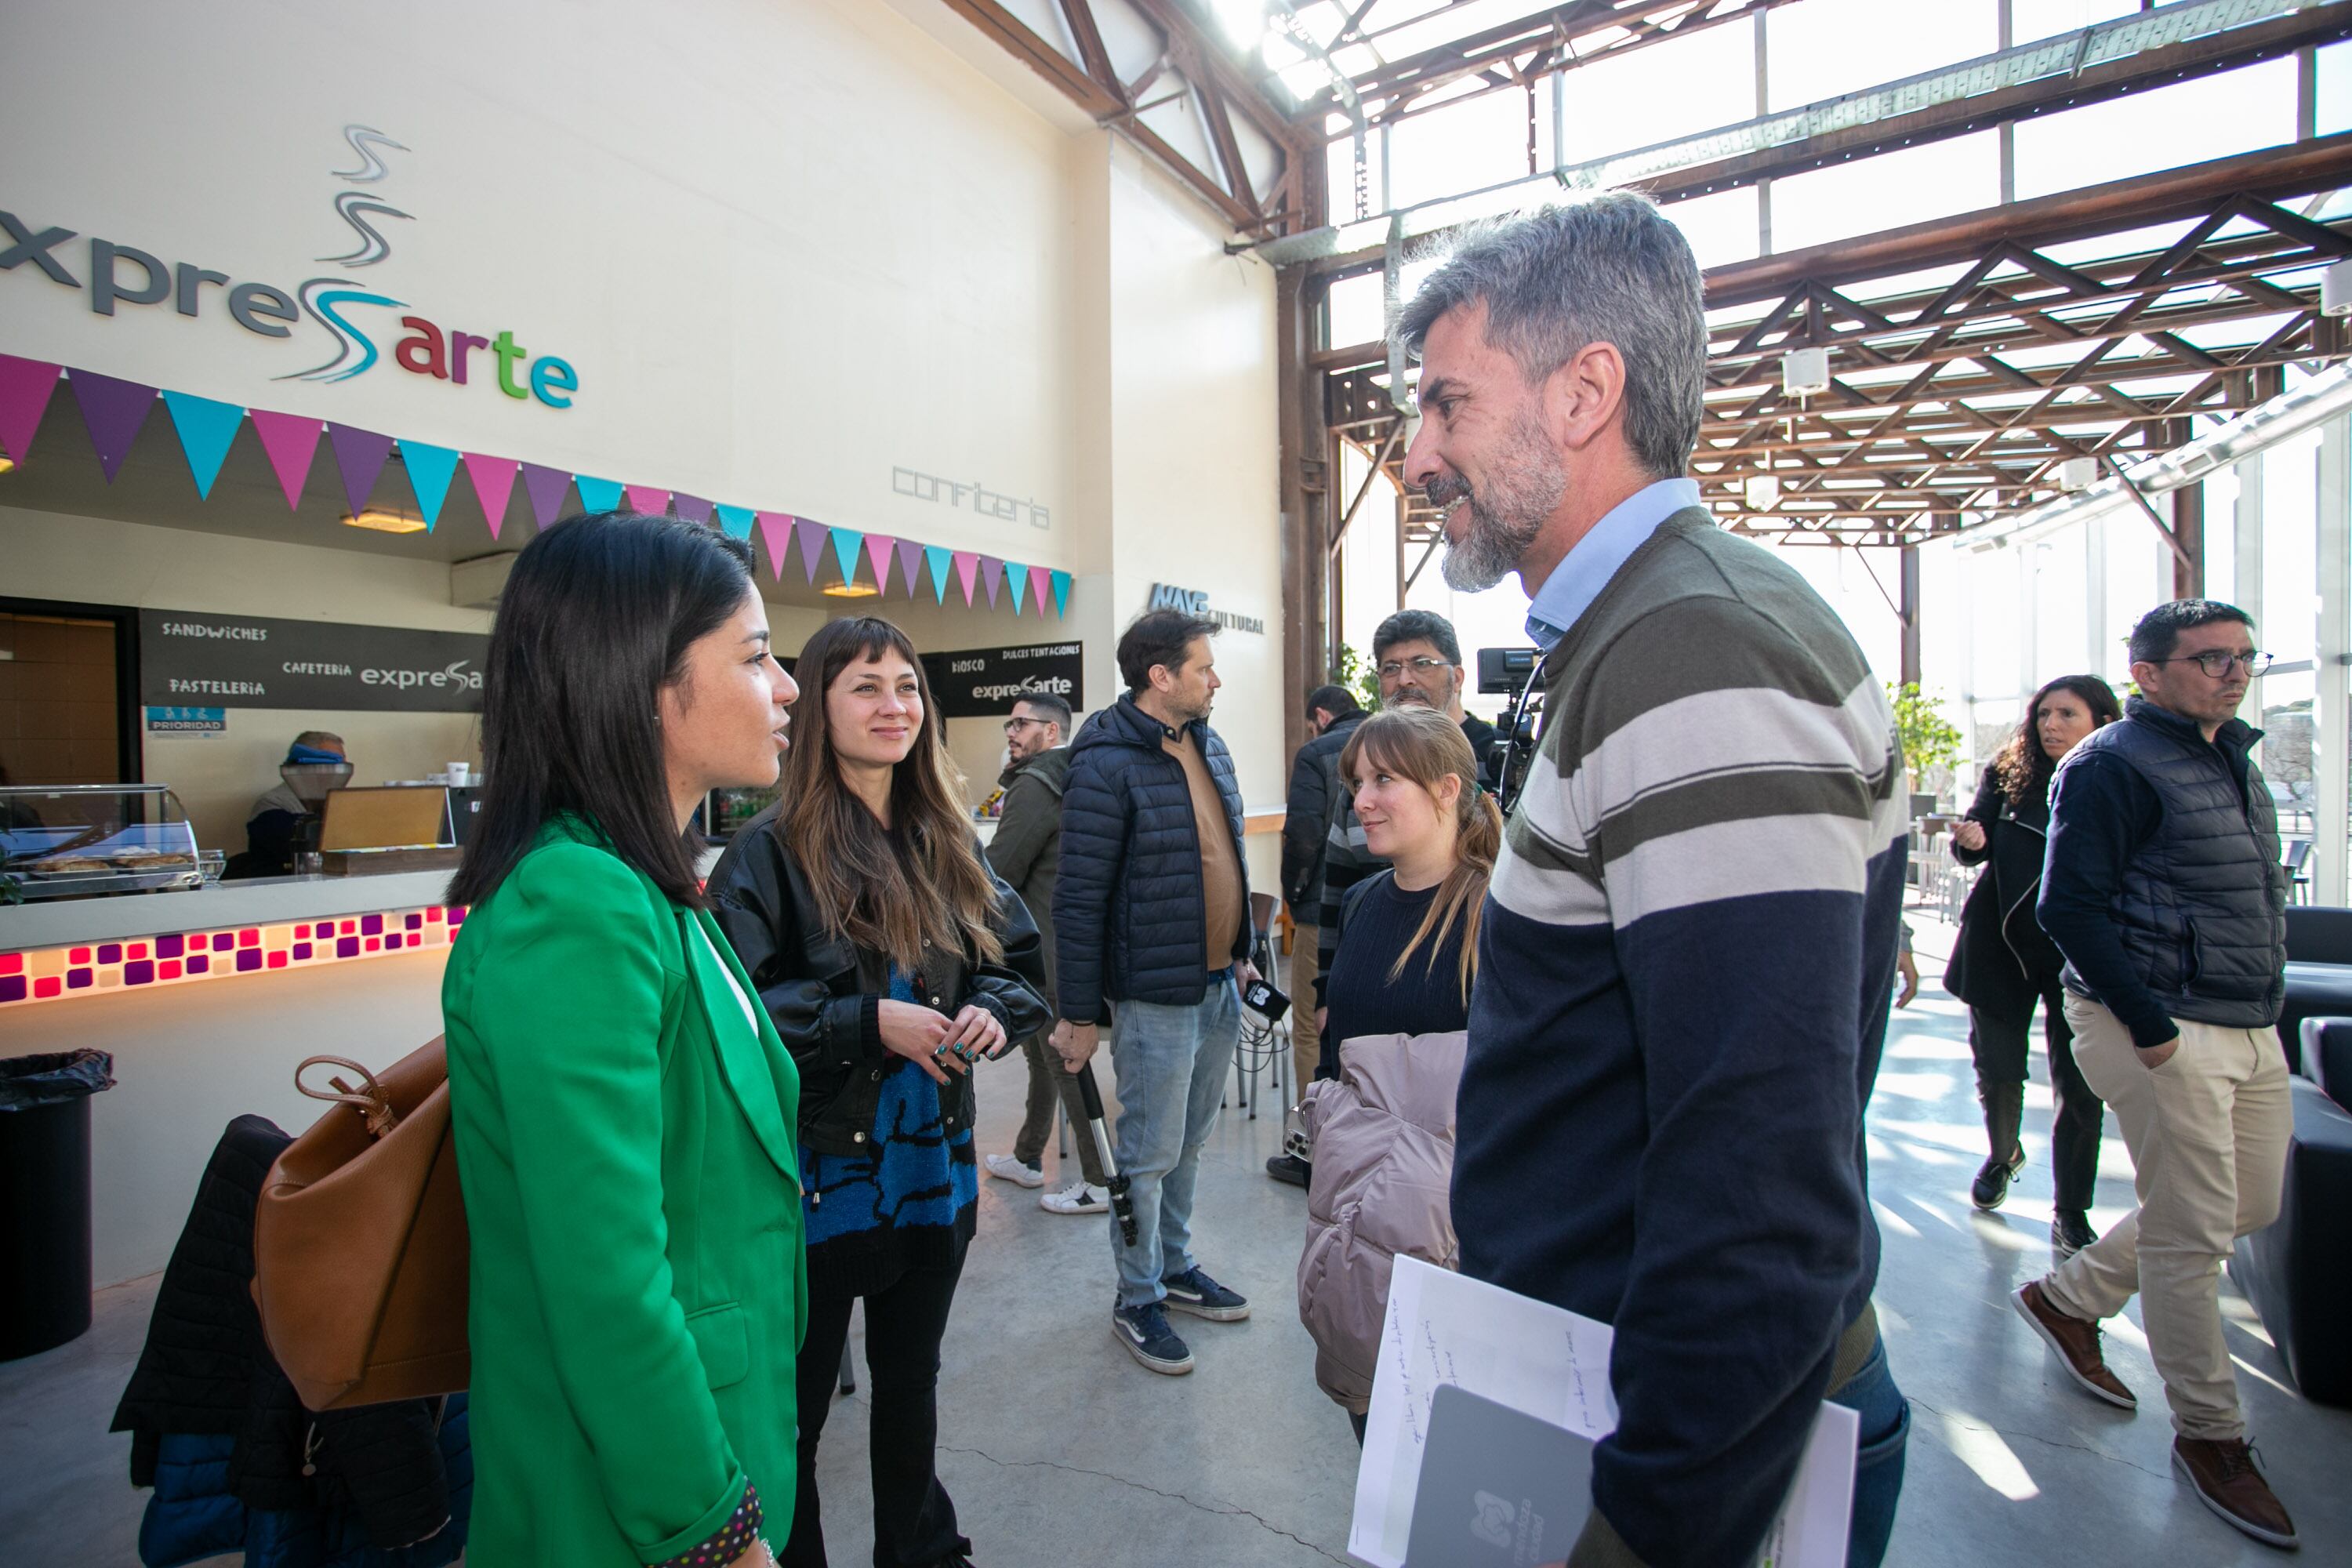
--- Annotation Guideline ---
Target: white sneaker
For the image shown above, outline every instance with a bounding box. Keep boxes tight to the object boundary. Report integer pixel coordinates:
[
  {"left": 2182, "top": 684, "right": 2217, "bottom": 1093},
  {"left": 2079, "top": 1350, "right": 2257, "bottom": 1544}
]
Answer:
[
  {"left": 1041, "top": 1181, "right": 1109, "bottom": 1214},
  {"left": 984, "top": 1153, "right": 1044, "bottom": 1189}
]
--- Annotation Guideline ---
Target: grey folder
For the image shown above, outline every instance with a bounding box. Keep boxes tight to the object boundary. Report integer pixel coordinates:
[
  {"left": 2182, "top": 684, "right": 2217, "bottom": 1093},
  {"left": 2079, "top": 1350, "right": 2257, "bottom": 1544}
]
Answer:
[{"left": 1404, "top": 1384, "right": 1596, "bottom": 1567}]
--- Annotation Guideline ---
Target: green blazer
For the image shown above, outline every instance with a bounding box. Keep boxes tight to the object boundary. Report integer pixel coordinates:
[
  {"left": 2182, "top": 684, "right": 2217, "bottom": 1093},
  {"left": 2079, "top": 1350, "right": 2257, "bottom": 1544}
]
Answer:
[{"left": 443, "top": 818, "right": 805, "bottom": 1565}]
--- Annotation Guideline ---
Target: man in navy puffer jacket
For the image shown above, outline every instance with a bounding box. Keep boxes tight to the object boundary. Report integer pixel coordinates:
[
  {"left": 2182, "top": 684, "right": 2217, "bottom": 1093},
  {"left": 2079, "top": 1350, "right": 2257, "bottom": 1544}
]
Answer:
[{"left": 1053, "top": 608, "right": 1262, "bottom": 1376}]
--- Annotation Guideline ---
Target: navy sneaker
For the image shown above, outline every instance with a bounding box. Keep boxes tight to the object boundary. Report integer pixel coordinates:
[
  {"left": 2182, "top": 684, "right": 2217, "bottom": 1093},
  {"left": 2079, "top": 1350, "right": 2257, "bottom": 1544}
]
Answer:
[
  {"left": 1162, "top": 1265, "right": 1250, "bottom": 1322},
  {"left": 1112, "top": 1301, "right": 1194, "bottom": 1374}
]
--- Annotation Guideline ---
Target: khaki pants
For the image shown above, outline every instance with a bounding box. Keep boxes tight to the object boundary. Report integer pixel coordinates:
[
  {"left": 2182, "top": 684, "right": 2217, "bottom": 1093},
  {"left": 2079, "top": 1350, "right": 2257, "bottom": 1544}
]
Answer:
[
  {"left": 1287, "top": 921, "right": 1321, "bottom": 1107},
  {"left": 2042, "top": 996, "right": 2291, "bottom": 1440}
]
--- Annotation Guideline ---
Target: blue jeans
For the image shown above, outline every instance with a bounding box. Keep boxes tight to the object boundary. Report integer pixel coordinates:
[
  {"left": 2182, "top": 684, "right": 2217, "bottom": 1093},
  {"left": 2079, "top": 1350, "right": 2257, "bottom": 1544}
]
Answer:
[
  {"left": 1107, "top": 975, "right": 1240, "bottom": 1308},
  {"left": 1829, "top": 1333, "right": 1909, "bottom": 1568}
]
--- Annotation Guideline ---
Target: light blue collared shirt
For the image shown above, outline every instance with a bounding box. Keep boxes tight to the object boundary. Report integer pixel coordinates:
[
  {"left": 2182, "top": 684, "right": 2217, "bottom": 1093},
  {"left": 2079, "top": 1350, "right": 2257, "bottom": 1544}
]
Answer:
[{"left": 1523, "top": 477, "right": 1703, "bottom": 651}]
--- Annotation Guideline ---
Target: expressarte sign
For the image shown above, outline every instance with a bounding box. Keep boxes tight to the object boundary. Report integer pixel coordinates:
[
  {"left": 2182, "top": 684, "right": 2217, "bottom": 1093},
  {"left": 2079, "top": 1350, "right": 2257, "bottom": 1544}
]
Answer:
[
  {"left": 139, "top": 610, "right": 488, "bottom": 713},
  {"left": 1, "top": 126, "right": 579, "bottom": 408},
  {"left": 919, "top": 642, "right": 1083, "bottom": 720}
]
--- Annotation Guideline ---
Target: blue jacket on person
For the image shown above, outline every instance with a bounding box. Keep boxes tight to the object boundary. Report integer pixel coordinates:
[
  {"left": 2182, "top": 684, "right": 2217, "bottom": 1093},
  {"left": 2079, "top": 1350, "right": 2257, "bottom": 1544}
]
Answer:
[{"left": 1051, "top": 691, "right": 1251, "bottom": 1020}]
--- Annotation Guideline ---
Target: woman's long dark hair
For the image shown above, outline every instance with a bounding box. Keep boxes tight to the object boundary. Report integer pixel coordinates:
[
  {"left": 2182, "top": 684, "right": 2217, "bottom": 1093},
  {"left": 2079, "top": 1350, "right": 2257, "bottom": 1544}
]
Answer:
[
  {"left": 448, "top": 511, "right": 757, "bottom": 909},
  {"left": 1991, "top": 673, "right": 2122, "bottom": 808},
  {"left": 775, "top": 615, "right": 1004, "bottom": 970}
]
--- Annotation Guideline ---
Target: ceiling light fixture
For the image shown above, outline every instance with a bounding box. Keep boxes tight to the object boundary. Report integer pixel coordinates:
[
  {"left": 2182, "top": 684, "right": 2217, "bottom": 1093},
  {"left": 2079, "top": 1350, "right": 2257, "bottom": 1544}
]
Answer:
[
  {"left": 342, "top": 510, "right": 429, "bottom": 535},
  {"left": 0, "top": 454, "right": 15, "bottom": 477},
  {"left": 821, "top": 580, "right": 879, "bottom": 598}
]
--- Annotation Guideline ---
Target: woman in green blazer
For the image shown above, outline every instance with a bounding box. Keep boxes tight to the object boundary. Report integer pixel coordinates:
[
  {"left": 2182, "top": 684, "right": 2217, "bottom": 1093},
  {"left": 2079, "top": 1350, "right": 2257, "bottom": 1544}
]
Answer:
[{"left": 442, "top": 511, "right": 804, "bottom": 1568}]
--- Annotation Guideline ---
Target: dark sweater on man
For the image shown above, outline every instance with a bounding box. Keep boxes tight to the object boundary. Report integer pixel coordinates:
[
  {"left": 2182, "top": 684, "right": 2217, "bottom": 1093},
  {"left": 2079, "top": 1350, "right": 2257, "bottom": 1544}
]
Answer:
[{"left": 1451, "top": 510, "right": 1907, "bottom": 1568}]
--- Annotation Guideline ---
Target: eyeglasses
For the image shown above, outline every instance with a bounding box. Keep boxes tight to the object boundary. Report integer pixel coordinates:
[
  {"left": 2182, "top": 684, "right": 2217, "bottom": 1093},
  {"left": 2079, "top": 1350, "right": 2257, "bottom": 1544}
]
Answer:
[
  {"left": 1002, "top": 717, "right": 1047, "bottom": 735},
  {"left": 1377, "top": 655, "right": 1452, "bottom": 679},
  {"left": 2152, "top": 651, "right": 2273, "bottom": 678}
]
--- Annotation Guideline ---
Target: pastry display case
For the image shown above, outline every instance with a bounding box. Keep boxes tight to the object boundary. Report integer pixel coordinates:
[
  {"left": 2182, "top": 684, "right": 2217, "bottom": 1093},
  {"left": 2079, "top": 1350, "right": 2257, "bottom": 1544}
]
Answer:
[{"left": 0, "top": 785, "right": 204, "bottom": 901}]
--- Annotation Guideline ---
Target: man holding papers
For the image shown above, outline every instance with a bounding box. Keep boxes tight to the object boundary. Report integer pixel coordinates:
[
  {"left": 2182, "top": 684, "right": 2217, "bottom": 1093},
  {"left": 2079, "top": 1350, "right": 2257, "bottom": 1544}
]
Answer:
[{"left": 1396, "top": 194, "right": 1911, "bottom": 1566}]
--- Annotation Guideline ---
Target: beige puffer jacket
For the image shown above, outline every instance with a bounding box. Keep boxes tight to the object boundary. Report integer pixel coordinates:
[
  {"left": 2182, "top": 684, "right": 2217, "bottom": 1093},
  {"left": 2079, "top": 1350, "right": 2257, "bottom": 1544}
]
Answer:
[{"left": 1294, "top": 1029, "right": 1468, "bottom": 1413}]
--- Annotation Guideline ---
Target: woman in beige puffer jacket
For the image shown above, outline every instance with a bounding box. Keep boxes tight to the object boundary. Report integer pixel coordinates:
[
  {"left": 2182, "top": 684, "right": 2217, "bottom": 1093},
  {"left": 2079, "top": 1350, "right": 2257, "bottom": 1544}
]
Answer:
[{"left": 1290, "top": 706, "right": 1497, "bottom": 1438}]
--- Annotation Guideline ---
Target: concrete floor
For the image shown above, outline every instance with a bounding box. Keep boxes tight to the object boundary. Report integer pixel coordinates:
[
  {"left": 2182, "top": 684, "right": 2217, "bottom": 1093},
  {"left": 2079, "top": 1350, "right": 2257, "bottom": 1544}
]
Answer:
[{"left": 4, "top": 913, "right": 2347, "bottom": 1565}]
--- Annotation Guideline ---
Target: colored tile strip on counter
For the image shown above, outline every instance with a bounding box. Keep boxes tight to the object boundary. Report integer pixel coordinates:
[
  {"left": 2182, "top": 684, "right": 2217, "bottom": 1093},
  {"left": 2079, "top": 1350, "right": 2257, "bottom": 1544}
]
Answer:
[{"left": 0, "top": 905, "right": 467, "bottom": 1008}]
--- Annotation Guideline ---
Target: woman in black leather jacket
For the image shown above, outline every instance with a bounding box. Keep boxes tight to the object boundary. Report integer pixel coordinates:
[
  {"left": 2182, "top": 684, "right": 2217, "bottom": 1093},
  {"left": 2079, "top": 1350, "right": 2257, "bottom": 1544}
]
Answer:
[
  {"left": 1944, "top": 673, "right": 2119, "bottom": 1258},
  {"left": 710, "top": 615, "right": 1047, "bottom": 1568}
]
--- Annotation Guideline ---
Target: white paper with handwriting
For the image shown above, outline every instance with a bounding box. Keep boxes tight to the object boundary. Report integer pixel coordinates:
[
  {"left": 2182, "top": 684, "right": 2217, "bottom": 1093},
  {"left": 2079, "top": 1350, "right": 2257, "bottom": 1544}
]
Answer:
[{"left": 1349, "top": 1256, "right": 1857, "bottom": 1568}]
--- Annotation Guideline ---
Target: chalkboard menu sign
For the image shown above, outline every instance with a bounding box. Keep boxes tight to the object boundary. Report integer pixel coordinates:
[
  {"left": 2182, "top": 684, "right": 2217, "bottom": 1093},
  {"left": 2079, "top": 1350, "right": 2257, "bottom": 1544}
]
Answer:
[
  {"left": 140, "top": 610, "right": 490, "bottom": 713},
  {"left": 918, "top": 642, "right": 1084, "bottom": 719}
]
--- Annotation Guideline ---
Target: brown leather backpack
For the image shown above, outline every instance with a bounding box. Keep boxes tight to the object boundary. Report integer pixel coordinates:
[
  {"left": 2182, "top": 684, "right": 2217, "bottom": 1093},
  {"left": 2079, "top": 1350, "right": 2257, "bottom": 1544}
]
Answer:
[{"left": 252, "top": 1039, "right": 470, "bottom": 1410}]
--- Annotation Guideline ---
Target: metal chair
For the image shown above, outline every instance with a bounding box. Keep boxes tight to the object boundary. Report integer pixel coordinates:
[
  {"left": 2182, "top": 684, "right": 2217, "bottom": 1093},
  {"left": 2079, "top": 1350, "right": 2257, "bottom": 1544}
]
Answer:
[{"left": 2285, "top": 839, "right": 2314, "bottom": 906}]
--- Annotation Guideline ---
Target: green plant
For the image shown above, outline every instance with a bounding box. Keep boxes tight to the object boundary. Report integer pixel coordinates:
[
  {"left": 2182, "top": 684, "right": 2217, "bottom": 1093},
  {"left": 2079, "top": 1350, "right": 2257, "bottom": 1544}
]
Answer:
[
  {"left": 1888, "top": 681, "right": 1962, "bottom": 792},
  {"left": 1333, "top": 642, "right": 1381, "bottom": 713}
]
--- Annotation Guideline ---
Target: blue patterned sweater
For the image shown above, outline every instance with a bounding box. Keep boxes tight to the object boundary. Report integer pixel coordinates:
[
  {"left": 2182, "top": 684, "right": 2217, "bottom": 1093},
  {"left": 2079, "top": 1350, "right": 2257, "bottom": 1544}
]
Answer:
[{"left": 800, "top": 967, "right": 978, "bottom": 1292}]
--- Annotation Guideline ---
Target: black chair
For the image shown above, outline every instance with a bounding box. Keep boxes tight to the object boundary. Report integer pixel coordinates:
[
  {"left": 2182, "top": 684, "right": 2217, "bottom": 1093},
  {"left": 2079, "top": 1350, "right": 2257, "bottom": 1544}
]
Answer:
[
  {"left": 2230, "top": 1017, "right": 2352, "bottom": 1409},
  {"left": 2282, "top": 840, "right": 2314, "bottom": 907},
  {"left": 2277, "top": 907, "right": 2352, "bottom": 1073}
]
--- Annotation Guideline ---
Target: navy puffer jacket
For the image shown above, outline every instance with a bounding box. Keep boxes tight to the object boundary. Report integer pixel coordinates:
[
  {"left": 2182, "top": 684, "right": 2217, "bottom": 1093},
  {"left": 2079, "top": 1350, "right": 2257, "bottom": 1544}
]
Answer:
[{"left": 1053, "top": 692, "right": 1251, "bottom": 1018}]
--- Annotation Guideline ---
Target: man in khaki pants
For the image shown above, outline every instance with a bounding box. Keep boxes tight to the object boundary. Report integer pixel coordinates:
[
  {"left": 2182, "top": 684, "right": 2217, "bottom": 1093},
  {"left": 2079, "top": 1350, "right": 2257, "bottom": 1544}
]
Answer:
[
  {"left": 1268, "top": 684, "right": 1363, "bottom": 1185},
  {"left": 2013, "top": 600, "right": 2296, "bottom": 1550}
]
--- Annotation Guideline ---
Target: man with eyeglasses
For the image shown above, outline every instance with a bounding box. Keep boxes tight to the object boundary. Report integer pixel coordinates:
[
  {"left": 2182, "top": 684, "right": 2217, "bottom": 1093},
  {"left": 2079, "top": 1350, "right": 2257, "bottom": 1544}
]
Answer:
[
  {"left": 2014, "top": 598, "right": 2297, "bottom": 1549},
  {"left": 981, "top": 693, "right": 1112, "bottom": 1215},
  {"left": 1305, "top": 610, "right": 1498, "bottom": 1081}
]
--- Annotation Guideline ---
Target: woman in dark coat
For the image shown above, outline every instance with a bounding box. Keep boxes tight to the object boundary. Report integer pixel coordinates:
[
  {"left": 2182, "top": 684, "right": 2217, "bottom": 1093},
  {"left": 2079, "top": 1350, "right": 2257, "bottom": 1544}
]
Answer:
[
  {"left": 1944, "top": 673, "right": 2121, "bottom": 1257},
  {"left": 708, "top": 615, "right": 1048, "bottom": 1568}
]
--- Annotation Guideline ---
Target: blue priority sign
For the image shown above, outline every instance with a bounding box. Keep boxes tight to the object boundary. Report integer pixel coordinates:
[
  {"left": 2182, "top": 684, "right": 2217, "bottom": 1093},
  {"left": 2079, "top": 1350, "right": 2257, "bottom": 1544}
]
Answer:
[{"left": 145, "top": 706, "right": 227, "bottom": 735}]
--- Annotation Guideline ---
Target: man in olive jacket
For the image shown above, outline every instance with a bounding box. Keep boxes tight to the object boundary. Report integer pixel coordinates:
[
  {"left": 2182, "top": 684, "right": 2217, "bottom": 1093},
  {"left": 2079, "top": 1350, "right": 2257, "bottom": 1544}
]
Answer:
[{"left": 983, "top": 694, "right": 1110, "bottom": 1210}]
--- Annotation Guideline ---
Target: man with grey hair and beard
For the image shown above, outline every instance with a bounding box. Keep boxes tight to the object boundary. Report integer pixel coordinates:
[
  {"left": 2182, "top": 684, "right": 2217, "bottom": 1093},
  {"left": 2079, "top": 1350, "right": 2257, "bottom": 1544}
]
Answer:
[{"left": 1410, "top": 192, "right": 1912, "bottom": 1567}]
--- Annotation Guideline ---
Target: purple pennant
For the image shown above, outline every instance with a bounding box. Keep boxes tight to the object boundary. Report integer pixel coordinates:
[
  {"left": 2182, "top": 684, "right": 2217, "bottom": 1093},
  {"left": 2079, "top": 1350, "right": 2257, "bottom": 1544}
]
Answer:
[
  {"left": 793, "top": 517, "right": 827, "bottom": 582},
  {"left": 68, "top": 368, "right": 157, "bottom": 481},
  {"left": 671, "top": 492, "right": 713, "bottom": 526},
  {"left": 978, "top": 555, "right": 1003, "bottom": 608},
  {"left": 520, "top": 463, "right": 572, "bottom": 528},
  {"left": 327, "top": 423, "right": 394, "bottom": 517},
  {"left": 895, "top": 539, "right": 924, "bottom": 597}
]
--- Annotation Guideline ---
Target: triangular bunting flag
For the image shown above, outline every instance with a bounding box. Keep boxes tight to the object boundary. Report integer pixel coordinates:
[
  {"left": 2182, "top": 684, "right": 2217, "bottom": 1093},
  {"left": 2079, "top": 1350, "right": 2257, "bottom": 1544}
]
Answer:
[
  {"left": 895, "top": 539, "right": 924, "bottom": 598},
  {"left": 978, "top": 555, "right": 1003, "bottom": 608},
  {"left": 1005, "top": 561, "right": 1028, "bottom": 615},
  {"left": 1051, "top": 570, "right": 1071, "bottom": 619},
  {"left": 160, "top": 390, "right": 243, "bottom": 500},
  {"left": 715, "top": 504, "right": 757, "bottom": 540},
  {"left": 624, "top": 483, "right": 669, "bottom": 515},
  {"left": 829, "top": 528, "right": 864, "bottom": 590},
  {"left": 926, "top": 546, "right": 953, "bottom": 603},
  {"left": 794, "top": 517, "right": 828, "bottom": 582},
  {"left": 952, "top": 551, "right": 980, "bottom": 606},
  {"left": 463, "top": 452, "right": 520, "bottom": 540},
  {"left": 401, "top": 441, "right": 463, "bottom": 529},
  {"left": 673, "top": 493, "right": 713, "bottom": 526},
  {"left": 1030, "top": 567, "right": 1054, "bottom": 619},
  {"left": 520, "top": 462, "right": 572, "bottom": 528},
  {"left": 327, "top": 423, "right": 394, "bottom": 517},
  {"left": 575, "top": 474, "right": 623, "bottom": 511},
  {"left": 0, "top": 354, "right": 62, "bottom": 465},
  {"left": 69, "top": 368, "right": 156, "bottom": 481},
  {"left": 864, "top": 534, "right": 898, "bottom": 597},
  {"left": 247, "top": 410, "right": 322, "bottom": 510},
  {"left": 756, "top": 512, "right": 793, "bottom": 579}
]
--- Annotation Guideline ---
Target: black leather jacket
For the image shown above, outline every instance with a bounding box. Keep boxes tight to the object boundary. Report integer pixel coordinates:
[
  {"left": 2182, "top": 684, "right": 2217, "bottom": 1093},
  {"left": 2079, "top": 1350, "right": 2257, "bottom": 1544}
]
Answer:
[{"left": 706, "top": 803, "right": 1051, "bottom": 1158}]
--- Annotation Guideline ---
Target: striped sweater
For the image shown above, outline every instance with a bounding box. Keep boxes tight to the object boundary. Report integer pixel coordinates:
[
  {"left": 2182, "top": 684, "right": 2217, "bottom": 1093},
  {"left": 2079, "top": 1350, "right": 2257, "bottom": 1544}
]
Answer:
[{"left": 1452, "top": 507, "right": 1907, "bottom": 1568}]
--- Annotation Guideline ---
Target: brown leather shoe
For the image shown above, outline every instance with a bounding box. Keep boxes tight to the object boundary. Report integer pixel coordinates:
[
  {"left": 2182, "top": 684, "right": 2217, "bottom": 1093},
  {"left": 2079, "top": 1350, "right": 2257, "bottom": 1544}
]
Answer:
[
  {"left": 2174, "top": 1436, "right": 2299, "bottom": 1549},
  {"left": 2011, "top": 1279, "right": 2136, "bottom": 1408}
]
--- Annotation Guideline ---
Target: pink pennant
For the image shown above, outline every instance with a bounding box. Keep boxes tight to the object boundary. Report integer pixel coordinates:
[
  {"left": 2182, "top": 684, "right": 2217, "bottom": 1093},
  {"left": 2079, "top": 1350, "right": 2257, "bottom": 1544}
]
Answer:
[
  {"left": 0, "top": 354, "right": 62, "bottom": 465},
  {"left": 952, "top": 550, "right": 980, "bottom": 606},
  {"left": 463, "top": 453, "right": 519, "bottom": 540},
  {"left": 756, "top": 512, "right": 793, "bottom": 580},
  {"left": 864, "top": 533, "right": 898, "bottom": 597},
  {"left": 624, "top": 484, "right": 669, "bottom": 515},
  {"left": 1029, "top": 566, "right": 1054, "bottom": 615},
  {"left": 978, "top": 555, "right": 1003, "bottom": 608},
  {"left": 247, "top": 410, "right": 322, "bottom": 511},
  {"left": 793, "top": 517, "right": 828, "bottom": 582},
  {"left": 895, "top": 539, "right": 924, "bottom": 597}
]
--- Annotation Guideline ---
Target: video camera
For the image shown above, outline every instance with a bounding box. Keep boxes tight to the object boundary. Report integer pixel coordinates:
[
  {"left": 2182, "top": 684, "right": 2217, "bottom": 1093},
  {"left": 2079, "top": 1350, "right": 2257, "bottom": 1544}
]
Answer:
[{"left": 1477, "top": 646, "right": 1547, "bottom": 814}]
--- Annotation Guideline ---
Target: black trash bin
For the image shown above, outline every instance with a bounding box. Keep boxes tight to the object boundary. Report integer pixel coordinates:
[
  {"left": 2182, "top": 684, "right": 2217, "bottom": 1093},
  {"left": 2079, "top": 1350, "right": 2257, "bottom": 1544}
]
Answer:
[{"left": 0, "top": 1049, "right": 115, "bottom": 1360}]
